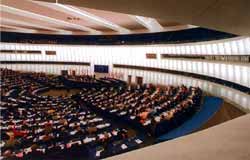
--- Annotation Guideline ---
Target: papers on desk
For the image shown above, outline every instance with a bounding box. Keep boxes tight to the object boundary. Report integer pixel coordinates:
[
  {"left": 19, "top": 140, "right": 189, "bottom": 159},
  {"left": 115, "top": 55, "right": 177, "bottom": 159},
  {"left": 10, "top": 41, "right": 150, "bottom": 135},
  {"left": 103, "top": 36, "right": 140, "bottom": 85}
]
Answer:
[
  {"left": 87, "top": 114, "right": 94, "bottom": 118},
  {"left": 79, "top": 112, "right": 86, "bottom": 115},
  {"left": 130, "top": 116, "right": 136, "bottom": 120},
  {"left": 57, "top": 125, "right": 63, "bottom": 129},
  {"left": 35, "top": 128, "right": 43, "bottom": 134},
  {"left": 83, "top": 137, "right": 95, "bottom": 144},
  {"left": 36, "top": 148, "right": 46, "bottom": 153},
  {"left": 13, "top": 104, "right": 18, "bottom": 107},
  {"left": 121, "top": 144, "right": 128, "bottom": 150},
  {"left": 112, "top": 130, "right": 118, "bottom": 136},
  {"left": 98, "top": 134, "right": 105, "bottom": 139},
  {"left": 108, "top": 133, "right": 112, "bottom": 137},
  {"left": 69, "top": 123, "right": 76, "bottom": 127},
  {"left": 70, "top": 130, "right": 77, "bottom": 135},
  {"left": 5, "top": 89, "right": 15, "bottom": 96},
  {"left": 79, "top": 116, "right": 85, "bottom": 120},
  {"left": 106, "top": 123, "right": 111, "bottom": 127},
  {"left": 48, "top": 145, "right": 54, "bottom": 149},
  {"left": 24, "top": 147, "right": 32, "bottom": 154},
  {"left": 27, "top": 114, "right": 35, "bottom": 118},
  {"left": 143, "top": 120, "right": 151, "bottom": 126},
  {"left": 96, "top": 124, "right": 105, "bottom": 129},
  {"left": 26, "top": 119, "right": 33, "bottom": 122},
  {"left": 8, "top": 98, "right": 17, "bottom": 102},
  {"left": 1, "top": 126, "right": 8, "bottom": 130},
  {"left": 13, "top": 119, "right": 22, "bottom": 123},
  {"left": 24, "top": 96, "right": 32, "bottom": 100},
  {"left": 89, "top": 118, "right": 103, "bottom": 123},
  {"left": 39, "top": 135, "right": 46, "bottom": 140},
  {"left": 53, "top": 120, "right": 60, "bottom": 124},
  {"left": 97, "top": 123, "right": 110, "bottom": 129},
  {"left": 60, "top": 144, "right": 65, "bottom": 150},
  {"left": 154, "top": 116, "right": 161, "bottom": 122},
  {"left": 110, "top": 109, "right": 118, "bottom": 113},
  {"left": 38, "top": 122, "right": 46, "bottom": 126},
  {"left": 68, "top": 140, "right": 82, "bottom": 146},
  {"left": 15, "top": 151, "right": 24, "bottom": 158},
  {"left": 80, "top": 121, "right": 87, "bottom": 125},
  {"left": 119, "top": 111, "right": 127, "bottom": 116},
  {"left": 135, "top": 139, "right": 143, "bottom": 144},
  {"left": 0, "top": 141, "right": 5, "bottom": 148},
  {"left": 33, "top": 137, "right": 38, "bottom": 142},
  {"left": 96, "top": 149, "right": 104, "bottom": 157}
]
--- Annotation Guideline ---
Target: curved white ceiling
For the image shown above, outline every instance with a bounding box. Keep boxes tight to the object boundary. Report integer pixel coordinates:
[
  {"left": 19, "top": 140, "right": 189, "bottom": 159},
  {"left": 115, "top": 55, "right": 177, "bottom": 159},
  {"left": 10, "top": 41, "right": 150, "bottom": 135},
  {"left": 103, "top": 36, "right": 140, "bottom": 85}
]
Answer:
[
  {"left": 33, "top": 0, "right": 250, "bottom": 36},
  {"left": 0, "top": 0, "right": 197, "bottom": 35}
]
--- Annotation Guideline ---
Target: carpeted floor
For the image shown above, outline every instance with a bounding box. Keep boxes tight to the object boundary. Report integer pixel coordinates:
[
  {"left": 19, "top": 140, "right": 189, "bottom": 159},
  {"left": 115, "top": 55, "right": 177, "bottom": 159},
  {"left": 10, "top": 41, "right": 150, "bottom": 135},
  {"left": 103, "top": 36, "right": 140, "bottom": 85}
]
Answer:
[
  {"left": 199, "top": 101, "right": 245, "bottom": 130},
  {"left": 40, "top": 88, "right": 81, "bottom": 97}
]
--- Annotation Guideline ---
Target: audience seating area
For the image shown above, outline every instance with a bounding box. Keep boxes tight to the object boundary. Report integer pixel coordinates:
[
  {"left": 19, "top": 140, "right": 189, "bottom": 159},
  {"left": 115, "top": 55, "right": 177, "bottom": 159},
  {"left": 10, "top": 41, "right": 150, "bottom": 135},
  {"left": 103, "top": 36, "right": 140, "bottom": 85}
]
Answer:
[
  {"left": 78, "top": 84, "right": 202, "bottom": 137},
  {"left": 0, "top": 68, "right": 202, "bottom": 159}
]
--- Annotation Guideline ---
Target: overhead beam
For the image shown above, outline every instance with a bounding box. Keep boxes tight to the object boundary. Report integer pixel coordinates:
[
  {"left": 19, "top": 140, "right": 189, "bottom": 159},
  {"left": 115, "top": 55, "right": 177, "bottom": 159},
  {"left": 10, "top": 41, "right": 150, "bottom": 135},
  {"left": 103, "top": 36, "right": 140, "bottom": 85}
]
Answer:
[
  {"left": 32, "top": 1, "right": 131, "bottom": 34},
  {"left": 163, "top": 24, "right": 198, "bottom": 31},
  {"left": 0, "top": 4, "right": 101, "bottom": 34},
  {"left": 0, "top": 24, "right": 38, "bottom": 33},
  {"left": 130, "top": 15, "right": 163, "bottom": 32},
  {"left": 1, "top": 18, "right": 73, "bottom": 34}
]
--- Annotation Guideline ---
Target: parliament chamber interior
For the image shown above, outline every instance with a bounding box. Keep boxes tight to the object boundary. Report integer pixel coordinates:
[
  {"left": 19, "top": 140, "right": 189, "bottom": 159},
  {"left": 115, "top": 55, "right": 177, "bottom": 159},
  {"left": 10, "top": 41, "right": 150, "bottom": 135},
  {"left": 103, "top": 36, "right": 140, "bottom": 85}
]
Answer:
[{"left": 0, "top": 0, "right": 250, "bottom": 160}]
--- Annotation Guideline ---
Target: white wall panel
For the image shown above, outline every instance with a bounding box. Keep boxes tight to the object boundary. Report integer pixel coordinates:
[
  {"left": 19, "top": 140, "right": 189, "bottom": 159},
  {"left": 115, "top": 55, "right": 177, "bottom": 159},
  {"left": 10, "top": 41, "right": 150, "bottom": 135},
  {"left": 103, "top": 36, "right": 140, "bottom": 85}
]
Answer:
[{"left": 0, "top": 63, "right": 90, "bottom": 75}]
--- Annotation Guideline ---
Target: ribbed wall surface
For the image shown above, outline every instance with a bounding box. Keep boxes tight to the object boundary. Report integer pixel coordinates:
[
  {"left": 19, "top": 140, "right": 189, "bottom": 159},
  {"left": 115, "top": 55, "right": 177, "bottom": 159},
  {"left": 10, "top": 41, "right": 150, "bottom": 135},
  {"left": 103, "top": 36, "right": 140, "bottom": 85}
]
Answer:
[
  {"left": 1, "top": 37, "right": 249, "bottom": 111},
  {"left": 1, "top": 37, "right": 249, "bottom": 87}
]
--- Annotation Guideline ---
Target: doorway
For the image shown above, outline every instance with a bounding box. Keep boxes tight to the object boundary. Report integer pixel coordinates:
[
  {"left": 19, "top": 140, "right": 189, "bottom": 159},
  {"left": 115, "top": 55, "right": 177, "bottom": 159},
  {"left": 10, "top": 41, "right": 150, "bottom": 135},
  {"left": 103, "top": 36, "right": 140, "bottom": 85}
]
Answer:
[
  {"left": 136, "top": 76, "right": 143, "bottom": 85},
  {"left": 128, "top": 75, "right": 132, "bottom": 84}
]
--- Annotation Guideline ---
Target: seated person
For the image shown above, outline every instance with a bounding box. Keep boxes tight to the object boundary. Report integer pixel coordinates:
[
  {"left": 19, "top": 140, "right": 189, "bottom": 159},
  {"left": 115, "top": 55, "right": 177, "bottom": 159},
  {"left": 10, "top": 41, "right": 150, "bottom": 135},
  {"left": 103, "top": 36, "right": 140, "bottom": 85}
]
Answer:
[{"left": 87, "top": 123, "right": 97, "bottom": 135}]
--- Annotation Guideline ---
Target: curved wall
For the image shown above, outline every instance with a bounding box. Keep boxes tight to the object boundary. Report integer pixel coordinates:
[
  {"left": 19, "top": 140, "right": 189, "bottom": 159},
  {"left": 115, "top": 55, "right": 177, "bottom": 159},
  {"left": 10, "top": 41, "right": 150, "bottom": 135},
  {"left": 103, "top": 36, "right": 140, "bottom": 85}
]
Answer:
[
  {"left": 1, "top": 37, "right": 250, "bottom": 111},
  {"left": 1, "top": 37, "right": 249, "bottom": 87}
]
